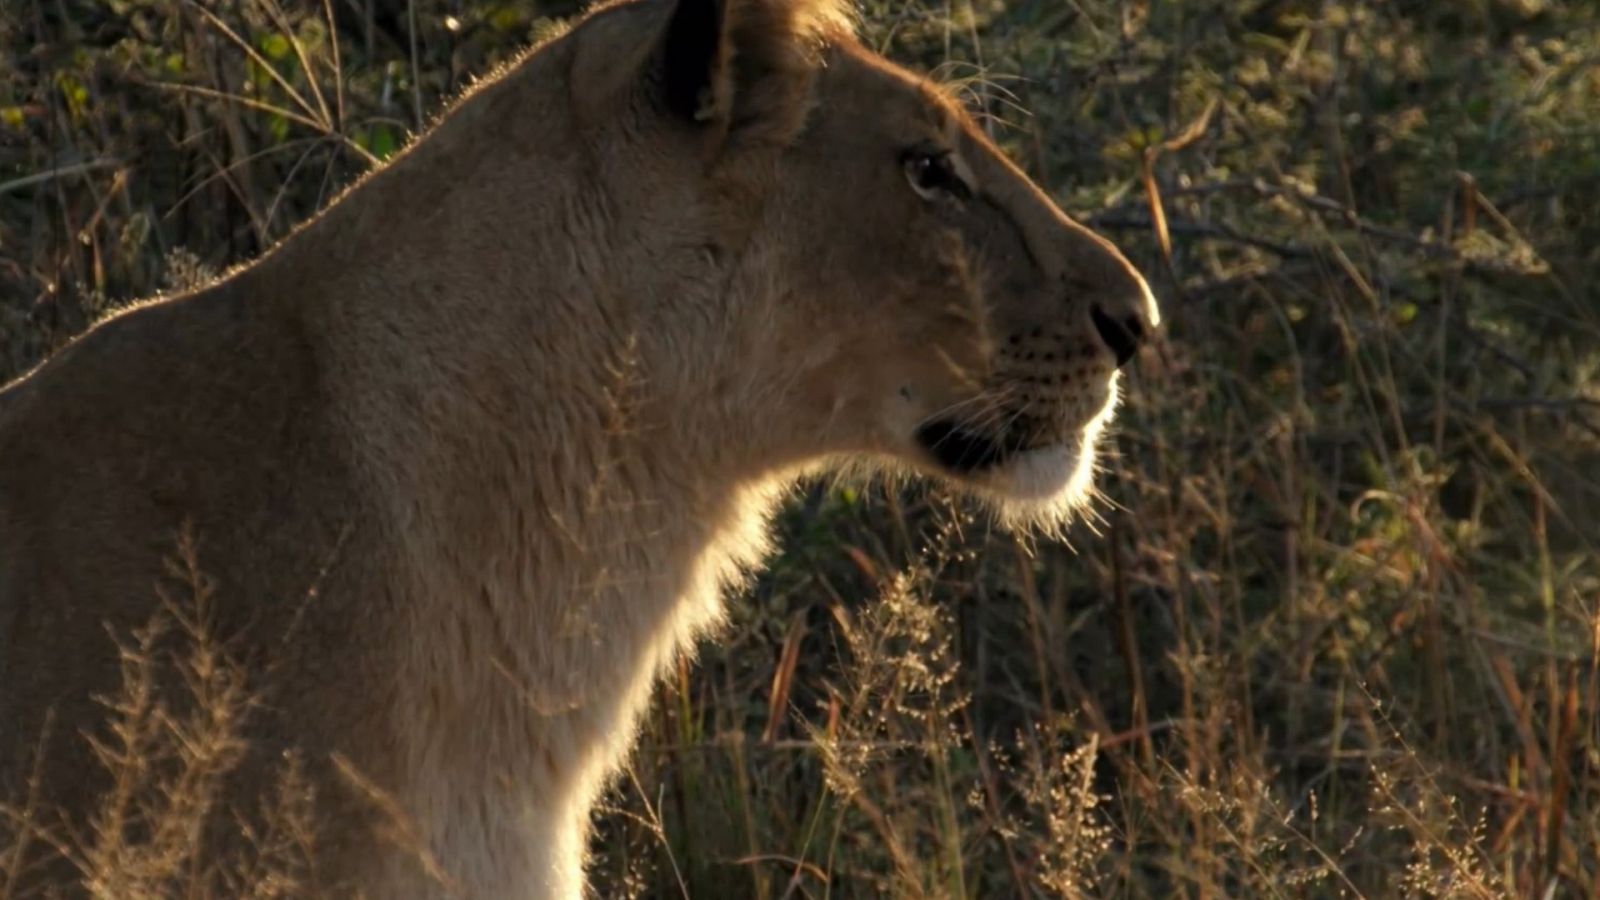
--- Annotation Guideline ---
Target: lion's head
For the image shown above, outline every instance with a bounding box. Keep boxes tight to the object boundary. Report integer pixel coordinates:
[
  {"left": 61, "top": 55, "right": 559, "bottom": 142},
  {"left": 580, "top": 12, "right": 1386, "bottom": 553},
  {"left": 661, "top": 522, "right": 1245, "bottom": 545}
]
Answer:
[{"left": 522, "top": 0, "right": 1158, "bottom": 528}]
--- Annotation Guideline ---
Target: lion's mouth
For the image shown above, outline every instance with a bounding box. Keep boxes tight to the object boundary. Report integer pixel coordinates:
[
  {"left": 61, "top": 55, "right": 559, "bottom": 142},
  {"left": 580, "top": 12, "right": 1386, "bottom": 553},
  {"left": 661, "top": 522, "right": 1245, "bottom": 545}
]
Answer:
[{"left": 914, "top": 417, "right": 1048, "bottom": 473}]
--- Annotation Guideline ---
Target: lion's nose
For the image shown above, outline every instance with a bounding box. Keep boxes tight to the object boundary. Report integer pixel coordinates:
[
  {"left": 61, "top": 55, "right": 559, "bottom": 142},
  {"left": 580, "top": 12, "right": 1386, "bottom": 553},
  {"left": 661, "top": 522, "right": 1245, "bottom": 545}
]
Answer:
[
  {"left": 1054, "top": 220, "right": 1161, "bottom": 369},
  {"left": 1090, "top": 304, "right": 1142, "bottom": 368},
  {"left": 1088, "top": 269, "right": 1159, "bottom": 369}
]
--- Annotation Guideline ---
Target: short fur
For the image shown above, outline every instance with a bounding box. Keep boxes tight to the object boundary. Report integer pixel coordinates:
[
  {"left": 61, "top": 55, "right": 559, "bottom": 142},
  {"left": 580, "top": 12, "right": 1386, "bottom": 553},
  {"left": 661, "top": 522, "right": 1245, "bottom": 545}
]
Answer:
[{"left": 0, "top": 0, "right": 1157, "bottom": 896}]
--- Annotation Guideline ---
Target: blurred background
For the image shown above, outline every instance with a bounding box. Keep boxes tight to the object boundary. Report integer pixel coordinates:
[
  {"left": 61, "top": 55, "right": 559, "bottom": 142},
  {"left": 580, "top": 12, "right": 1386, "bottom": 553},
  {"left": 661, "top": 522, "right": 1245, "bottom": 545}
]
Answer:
[{"left": 2, "top": 0, "right": 1597, "bottom": 896}]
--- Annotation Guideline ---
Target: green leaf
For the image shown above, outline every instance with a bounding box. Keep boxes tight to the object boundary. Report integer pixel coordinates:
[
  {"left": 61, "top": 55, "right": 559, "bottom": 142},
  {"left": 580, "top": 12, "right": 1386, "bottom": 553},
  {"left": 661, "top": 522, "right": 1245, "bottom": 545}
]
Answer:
[
  {"left": 246, "top": 59, "right": 273, "bottom": 93},
  {"left": 259, "top": 33, "right": 291, "bottom": 62},
  {"left": 490, "top": 6, "right": 525, "bottom": 33},
  {"left": 54, "top": 73, "right": 89, "bottom": 119},
  {"left": 297, "top": 18, "right": 327, "bottom": 51},
  {"left": 370, "top": 124, "right": 398, "bottom": 160}
]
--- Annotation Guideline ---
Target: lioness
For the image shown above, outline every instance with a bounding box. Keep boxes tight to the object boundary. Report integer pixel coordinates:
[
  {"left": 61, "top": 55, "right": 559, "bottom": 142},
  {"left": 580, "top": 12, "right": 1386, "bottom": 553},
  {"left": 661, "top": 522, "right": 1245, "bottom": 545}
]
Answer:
[{"left": 0, "top": 0, "right": 1158, "bottom": 895}]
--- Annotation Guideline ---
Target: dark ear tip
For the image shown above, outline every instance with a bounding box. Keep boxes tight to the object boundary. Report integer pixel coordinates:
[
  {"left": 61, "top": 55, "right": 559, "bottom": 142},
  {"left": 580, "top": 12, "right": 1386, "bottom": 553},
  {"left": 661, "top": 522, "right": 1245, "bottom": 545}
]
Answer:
[{"left": 662, "top": 0, "right": 724, "bottom": 120}]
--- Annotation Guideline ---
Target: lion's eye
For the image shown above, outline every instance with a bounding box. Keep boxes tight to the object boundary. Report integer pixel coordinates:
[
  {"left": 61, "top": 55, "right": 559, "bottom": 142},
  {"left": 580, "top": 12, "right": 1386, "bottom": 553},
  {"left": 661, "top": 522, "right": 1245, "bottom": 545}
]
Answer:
[{"left": 903, "top": 150, "right": 969, "bottom": 201}]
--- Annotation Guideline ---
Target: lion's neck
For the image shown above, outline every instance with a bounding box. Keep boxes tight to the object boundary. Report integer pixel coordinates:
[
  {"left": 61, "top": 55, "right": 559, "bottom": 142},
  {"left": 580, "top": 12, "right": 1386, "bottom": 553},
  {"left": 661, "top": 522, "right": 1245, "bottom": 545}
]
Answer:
[
  {"left": 392, "top": 377, "right": 796, "bottom": 887},
  {"left": 205, "top": 18, "right": 828, "bottom": 890},
  {"left": 307, "top": 244, "right": 808, "bottom": 875},
  {"left": 268, "top": 87, "right": 821, "bottom": 871}
]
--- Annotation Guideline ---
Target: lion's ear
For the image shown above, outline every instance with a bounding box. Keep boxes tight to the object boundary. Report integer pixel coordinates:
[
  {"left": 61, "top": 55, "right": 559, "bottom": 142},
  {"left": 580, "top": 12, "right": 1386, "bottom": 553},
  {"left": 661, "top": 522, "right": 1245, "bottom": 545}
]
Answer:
[
  {"left": 661, "top": 0, "right": 734, "bottom": 123},
  {"left": 659, "top": 0, "right": 849, "bottom": 141}
]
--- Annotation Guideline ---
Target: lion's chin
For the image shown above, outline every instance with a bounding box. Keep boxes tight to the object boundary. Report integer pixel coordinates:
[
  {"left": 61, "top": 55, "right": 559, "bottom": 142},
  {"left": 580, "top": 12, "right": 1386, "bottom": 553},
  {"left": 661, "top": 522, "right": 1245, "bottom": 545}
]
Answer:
[
  {"left": 956, "top": 438, "right": 1094, "bottom": 534},
  {"left": 983, "top": 442, "right": 1093, "bottom": 502},
  {"left": 944, "top": 391, "right": 1120, "bottom": 533}
]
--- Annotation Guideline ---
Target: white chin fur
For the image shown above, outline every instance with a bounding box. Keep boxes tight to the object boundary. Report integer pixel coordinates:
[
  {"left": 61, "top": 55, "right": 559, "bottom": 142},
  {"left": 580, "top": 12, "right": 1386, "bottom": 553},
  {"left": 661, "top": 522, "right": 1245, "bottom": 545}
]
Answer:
[
  {"left": 988, "top": 443, "right": 1091, "bottom": 502},
  {"left": 974, "top": 381, "right": 1120, "bottom": 531}
]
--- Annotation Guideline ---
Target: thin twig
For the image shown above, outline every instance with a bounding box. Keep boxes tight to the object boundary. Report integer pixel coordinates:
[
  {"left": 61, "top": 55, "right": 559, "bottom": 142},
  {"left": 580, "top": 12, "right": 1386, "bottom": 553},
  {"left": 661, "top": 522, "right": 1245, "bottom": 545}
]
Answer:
[{"left": 0, "top": 159, "right": 123, "bottom": 195}]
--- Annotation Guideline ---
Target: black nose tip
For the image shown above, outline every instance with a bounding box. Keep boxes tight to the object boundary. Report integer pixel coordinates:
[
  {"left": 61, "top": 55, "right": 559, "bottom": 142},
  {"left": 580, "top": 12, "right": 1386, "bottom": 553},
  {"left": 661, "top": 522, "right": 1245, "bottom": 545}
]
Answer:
[{"left": 1090, "top": 303, "right": 1144, "bottom": 368}]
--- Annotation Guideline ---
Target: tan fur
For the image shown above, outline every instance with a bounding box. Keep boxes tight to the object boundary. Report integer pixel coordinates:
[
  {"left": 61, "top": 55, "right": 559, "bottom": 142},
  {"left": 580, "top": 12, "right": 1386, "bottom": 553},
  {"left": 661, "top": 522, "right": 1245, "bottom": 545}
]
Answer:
[{"left": 0, "top": 1, "right": 1157, "bottom": 896}]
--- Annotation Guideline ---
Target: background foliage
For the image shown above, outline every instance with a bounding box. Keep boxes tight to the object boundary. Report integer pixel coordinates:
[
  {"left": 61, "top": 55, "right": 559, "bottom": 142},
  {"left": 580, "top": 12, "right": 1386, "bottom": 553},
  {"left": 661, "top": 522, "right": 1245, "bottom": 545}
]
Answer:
[{"left": 2, "top": 0, "right": 1598, "bottom": 896}]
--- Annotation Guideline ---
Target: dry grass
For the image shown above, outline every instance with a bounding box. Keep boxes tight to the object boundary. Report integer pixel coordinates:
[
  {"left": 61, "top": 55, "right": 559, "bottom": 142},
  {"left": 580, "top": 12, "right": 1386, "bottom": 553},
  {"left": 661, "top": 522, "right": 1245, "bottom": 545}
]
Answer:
[
  {"left": 2, "top": 0, "right": 1597, "bottom": 897},
  {"left": 0, "top": 530, "right": 320, "bottom": 898}
]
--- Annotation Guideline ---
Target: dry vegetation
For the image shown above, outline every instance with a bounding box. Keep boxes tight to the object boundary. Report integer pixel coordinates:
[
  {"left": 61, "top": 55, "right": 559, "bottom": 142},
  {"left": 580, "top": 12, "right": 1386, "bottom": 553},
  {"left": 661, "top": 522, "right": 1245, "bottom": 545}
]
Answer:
[{"left": 3, "top": 0, "right": 1598, "bottom": 896}]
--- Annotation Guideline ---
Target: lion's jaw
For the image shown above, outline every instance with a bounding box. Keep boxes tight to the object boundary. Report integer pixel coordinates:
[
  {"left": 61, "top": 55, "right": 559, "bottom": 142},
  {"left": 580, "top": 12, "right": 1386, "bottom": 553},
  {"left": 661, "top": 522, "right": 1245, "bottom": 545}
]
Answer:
[{"left": 970, "top": 376, "right": 1121, "bottom": 526}]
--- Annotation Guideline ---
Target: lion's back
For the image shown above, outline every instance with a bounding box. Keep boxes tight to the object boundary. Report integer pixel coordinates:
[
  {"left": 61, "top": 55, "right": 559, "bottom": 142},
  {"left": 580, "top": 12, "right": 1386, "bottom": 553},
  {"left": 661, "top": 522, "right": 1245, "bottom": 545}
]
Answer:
[{"left": 0, "top": 284, "right": 384, "bottom": 887}]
